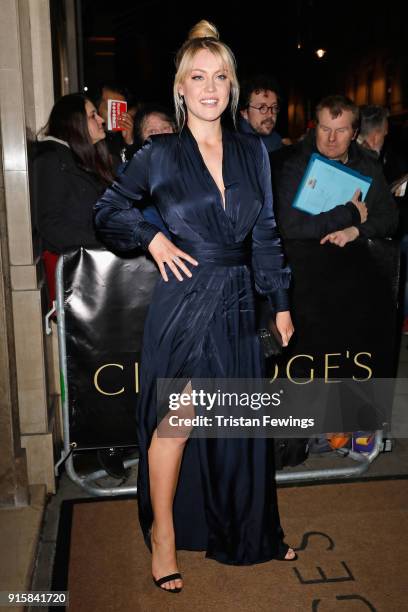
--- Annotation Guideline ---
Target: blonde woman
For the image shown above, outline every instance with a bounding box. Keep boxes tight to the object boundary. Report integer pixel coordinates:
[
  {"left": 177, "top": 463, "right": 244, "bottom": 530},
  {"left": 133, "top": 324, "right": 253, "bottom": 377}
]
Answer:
[{"left": 95, "top": 20, "right": 296, "bottom": 593}]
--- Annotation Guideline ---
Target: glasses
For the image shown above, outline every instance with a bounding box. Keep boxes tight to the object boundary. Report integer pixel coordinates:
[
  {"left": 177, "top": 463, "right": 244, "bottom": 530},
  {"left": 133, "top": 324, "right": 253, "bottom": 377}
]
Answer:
[{"left": 248, "top": 104, "right": 280, "bottom": 115}]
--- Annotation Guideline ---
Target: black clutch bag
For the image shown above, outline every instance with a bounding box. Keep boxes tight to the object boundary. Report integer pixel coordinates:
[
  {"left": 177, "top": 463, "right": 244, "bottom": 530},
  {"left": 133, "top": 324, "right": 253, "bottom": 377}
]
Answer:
[
  {"left": 258, "top": 322, "right": 283, "bottom": 358},
  {"left": 257, "top": 298, "right": 283, "bottom": 358}
]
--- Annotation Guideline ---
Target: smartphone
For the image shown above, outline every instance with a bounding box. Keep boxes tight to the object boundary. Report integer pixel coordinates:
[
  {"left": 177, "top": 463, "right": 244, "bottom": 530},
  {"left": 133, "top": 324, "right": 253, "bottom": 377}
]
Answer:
[{"left": 107, "top": 99, "right": 127, "bottom": 131}]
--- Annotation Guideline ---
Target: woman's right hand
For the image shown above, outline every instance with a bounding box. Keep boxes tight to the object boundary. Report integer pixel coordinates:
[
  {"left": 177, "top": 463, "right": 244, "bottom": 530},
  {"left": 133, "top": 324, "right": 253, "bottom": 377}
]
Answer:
[
  {"left": 350, "top": 189, "right": 367, "bottom": 223},
  {"left": 148, "top": 232, "right": 198, "bottom": 282}
]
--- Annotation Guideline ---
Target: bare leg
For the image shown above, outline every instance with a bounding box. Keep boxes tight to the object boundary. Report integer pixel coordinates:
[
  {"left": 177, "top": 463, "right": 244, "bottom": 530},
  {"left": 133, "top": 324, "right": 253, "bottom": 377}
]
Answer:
[
  {"left": 149, "top": 428, "right": 296, "bottom": 582},
  {"left": 148, "top": 383, "right": 194, "bottom": 591},
  {"left": 148, "top": 384, "right": 295, "bottom": 589},
  {"left": 148, "top": 430, "right": 187, "bottom": 590}
]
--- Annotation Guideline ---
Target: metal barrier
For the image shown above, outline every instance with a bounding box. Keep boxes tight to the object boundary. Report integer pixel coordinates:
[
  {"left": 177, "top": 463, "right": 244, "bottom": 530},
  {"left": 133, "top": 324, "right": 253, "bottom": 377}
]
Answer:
[
  {"left": 51, "top": 249, "right": 389, "bottom": 494},
  {"left": 54, "top": 253, "right": 139, "bottom": 496},
  {"left": 276, "top": 431, "right": 384, "bottom": 483}
]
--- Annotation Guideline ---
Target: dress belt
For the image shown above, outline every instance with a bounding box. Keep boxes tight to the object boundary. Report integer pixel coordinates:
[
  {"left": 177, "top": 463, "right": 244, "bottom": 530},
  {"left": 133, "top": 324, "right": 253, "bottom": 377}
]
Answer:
[{"left": 174, "top": 240, "right": 251, "bottom": 267}]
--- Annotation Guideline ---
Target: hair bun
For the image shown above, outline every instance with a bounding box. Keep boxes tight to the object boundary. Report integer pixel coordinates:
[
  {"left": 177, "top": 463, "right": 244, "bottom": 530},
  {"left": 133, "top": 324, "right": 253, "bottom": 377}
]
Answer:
[{"left": 188, "top": 19, "right": 219, "bottom": 41}]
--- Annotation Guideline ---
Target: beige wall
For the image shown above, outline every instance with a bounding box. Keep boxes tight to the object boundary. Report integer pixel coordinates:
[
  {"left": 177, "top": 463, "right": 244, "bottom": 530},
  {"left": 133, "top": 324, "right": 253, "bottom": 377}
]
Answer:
[{"left": 0, "top": 0, "right": 56, "bottom": 496}]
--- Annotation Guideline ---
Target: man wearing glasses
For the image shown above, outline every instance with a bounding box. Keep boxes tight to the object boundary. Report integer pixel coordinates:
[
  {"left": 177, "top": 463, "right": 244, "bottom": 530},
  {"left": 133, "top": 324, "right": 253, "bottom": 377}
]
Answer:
[{"left": 238, "top": 75, "right": 283, "bottom": 153}]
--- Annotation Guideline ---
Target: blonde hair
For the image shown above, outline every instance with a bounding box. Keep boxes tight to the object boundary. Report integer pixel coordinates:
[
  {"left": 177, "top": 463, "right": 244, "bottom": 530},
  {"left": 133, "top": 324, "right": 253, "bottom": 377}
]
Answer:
[{"left": 173, "top": 20, "right": 239, "bottom": 130}]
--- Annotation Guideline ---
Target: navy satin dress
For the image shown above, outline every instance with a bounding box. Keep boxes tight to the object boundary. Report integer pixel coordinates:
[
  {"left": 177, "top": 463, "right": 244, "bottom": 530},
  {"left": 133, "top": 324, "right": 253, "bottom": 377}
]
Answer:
[{"left": 94, "top": 127, "right": 291, "bottom": 565}]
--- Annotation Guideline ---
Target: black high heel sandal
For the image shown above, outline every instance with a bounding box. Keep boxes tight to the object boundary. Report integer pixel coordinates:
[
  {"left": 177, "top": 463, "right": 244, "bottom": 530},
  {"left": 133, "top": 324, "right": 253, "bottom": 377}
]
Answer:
[
  {"left": 153, "top": 573, "right": 183, "bottom": 593},
  {"left": 148, "top": 528, "right": 183, "bottom": 593}
]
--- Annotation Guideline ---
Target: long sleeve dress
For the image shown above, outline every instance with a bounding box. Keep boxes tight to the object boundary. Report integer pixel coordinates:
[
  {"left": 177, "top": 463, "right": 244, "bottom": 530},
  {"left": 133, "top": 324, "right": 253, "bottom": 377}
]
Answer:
[{"left": 94, "top": 126, "right": 291, "bottom": 565}]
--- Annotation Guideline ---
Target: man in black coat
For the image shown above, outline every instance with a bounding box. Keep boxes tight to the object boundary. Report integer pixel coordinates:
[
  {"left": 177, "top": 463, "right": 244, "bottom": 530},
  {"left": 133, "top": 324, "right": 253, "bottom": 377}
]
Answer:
[
  {"left": 275, "top": 95, "right": 398, "bottom": 245},
  {"left": 238, "top": 74, "right": 283, "bottom": 153},
  {"left": 273, "top": 96, "right": 399, "bottom": 436}
]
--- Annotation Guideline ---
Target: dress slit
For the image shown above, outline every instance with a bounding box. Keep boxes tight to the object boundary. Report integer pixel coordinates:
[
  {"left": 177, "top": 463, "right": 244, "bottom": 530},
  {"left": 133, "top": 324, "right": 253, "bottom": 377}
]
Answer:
[{"left": 94, "top": 127, "right": 292, "bottom": 565}]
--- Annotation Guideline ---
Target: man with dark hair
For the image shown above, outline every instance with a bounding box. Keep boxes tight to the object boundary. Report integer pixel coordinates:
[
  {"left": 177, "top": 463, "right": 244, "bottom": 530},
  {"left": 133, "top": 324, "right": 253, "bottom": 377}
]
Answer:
[
  {"left": 94, "top": 82, "right": 137, "bottom": 167},
  {"left": 276, "top": 94, "right": 398, "bottom": 246},
  {"left": 358, "top": 105, "right": 389, "bottom": 156},
  {"left": 238, "top": 74, "right": 283, "bottom": 152},
  {"left": 358, "top": 104, "right": 408, "bottom": 192},
  {"left": 358, "top": 105, "right": 408, "bottom": 334}
]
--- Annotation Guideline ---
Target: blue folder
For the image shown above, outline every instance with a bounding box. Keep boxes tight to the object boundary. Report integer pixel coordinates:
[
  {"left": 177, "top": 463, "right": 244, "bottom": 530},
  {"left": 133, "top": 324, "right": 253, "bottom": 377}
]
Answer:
[{"left": 292, "top": 153, "right": 372, "bottom": 215}]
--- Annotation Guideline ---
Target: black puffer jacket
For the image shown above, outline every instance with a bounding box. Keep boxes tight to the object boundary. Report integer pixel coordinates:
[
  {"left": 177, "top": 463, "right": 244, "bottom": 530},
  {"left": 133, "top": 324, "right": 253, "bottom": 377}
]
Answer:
[
  {"left": 274, "top": 130, "right": 398, "bottom": 240},
  {"left": 31, "top": 139, "right": 105, "bottom": 253}
]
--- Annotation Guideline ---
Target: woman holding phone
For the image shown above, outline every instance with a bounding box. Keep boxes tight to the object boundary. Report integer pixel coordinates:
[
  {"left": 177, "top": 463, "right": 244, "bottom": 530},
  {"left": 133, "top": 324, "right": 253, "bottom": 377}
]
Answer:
[{"left": 32, "top": 93, "right": 114, "bottom": 302}]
